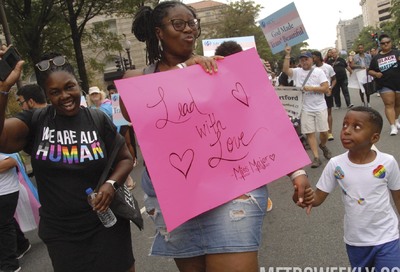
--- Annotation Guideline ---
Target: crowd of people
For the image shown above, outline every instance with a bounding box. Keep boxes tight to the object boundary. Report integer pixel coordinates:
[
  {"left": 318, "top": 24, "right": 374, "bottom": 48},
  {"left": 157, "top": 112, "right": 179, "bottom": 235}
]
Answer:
[{"left": 0, "top": 0, "right": 400, "bottom": 271}]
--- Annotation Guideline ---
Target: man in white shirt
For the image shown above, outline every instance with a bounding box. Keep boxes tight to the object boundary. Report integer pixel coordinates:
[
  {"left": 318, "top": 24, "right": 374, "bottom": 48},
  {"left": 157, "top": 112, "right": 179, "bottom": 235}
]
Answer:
[
  {"left": 312, "top": 50, "right": 337, "bottom": 141},
  {"left": 283, "top": 46, "right": 331, "bottom": 168}
]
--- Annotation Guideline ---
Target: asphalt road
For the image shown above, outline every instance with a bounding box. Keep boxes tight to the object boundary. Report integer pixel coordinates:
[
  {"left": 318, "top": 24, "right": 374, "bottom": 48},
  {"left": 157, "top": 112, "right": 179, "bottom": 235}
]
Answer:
[{"left": 18, "top": 89, "right": 400, "bottom": 271}]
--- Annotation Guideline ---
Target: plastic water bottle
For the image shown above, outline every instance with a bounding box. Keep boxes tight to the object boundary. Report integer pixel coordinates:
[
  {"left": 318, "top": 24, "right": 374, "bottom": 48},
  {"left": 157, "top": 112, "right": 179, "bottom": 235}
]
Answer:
[{"left": 85, "top": 188, "right": 117, "bottom": 228}]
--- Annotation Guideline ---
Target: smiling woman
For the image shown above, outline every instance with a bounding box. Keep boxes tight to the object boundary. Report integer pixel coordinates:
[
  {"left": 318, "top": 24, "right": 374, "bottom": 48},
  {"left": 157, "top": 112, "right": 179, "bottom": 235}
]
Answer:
[
  {"left": 120, "top": 1, "right": 312, "bottom": 272},
  {"left": 0, "top": 48, "right": 136, "bottom": 272}
]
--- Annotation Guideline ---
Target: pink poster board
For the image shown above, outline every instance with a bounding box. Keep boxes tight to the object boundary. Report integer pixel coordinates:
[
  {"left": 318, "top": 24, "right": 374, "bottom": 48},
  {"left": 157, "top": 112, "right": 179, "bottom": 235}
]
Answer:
[{"left": 116, "top": 48, "right": 310, "bottom": 231}]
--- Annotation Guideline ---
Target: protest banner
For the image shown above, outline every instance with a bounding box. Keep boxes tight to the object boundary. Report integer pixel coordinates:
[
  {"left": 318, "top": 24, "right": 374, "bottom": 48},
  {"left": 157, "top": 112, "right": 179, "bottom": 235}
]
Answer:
[
  {"left": 202, "top": 36, "right": 256, "bottom": 57},
  {"left": 116, "top": 48, "right": 310, "bottom": 231},
  {"left": 259, "top": 2, "right": 308, "bottom": 54},
  {"left": 275, "top": 87, "right": 303, "bottom": 123}
]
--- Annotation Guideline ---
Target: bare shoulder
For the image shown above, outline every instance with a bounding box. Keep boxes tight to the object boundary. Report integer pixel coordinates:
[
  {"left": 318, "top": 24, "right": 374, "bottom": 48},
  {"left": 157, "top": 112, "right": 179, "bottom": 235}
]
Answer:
[{"left": 123, "top": 69, "right": 143, "bottom": 79}]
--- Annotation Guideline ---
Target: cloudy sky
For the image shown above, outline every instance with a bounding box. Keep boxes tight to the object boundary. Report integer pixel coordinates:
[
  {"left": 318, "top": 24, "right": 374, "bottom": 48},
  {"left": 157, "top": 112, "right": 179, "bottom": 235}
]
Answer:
[{"left": 183, "top": 0, "right": 363, "bottom": 50}]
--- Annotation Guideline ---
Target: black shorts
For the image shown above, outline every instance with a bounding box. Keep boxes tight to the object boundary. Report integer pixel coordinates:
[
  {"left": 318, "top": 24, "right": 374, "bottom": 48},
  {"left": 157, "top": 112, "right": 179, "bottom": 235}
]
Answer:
[
  {"left": 325, "top": 94, "right": 334, "bottom": 108},
  {"left": 45, "top": 218, "right": 134, "bottom": 272}
]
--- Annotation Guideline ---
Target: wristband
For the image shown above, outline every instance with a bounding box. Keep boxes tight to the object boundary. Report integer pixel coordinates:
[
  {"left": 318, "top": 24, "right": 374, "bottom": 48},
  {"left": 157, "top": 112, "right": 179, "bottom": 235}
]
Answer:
[
  {"left": 285, "top": 56, "right": 291, "bottom": 59},
  {"left": 176, "top": 63, "right": 187, "bottom": 69},
  {"left": 105, "top": 179, "right": 120, "bottom": 191},
  {"left": 0, "top": 91, "right": 9, "bottom": 96},
  {"left": 289, "top": 170, "right": 307, "bottom": 181}
]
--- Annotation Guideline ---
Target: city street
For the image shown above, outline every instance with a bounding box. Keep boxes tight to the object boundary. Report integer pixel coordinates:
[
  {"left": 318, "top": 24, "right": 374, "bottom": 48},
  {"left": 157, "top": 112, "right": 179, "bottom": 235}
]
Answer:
[{"left": 18, "top": 89, "right": 400, "bottom": 271}]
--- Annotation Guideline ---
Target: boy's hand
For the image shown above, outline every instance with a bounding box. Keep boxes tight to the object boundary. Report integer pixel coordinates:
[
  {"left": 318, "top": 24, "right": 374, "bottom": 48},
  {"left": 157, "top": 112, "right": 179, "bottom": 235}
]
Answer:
[{"left": 293, "top": 185, "right": 314, "bottom": 215}]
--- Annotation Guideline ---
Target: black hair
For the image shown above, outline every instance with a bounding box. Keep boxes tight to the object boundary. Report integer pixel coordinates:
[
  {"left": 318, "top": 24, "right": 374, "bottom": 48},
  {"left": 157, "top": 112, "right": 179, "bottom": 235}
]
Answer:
[
  {"left": 311, "top": 50, "right": 322, "bottom": 61},
  {"left": 349, "top": 106, "right": 383, "bottom": 133},
  {"left": 131, "top": 1, "right": 199, "bottom": 64},
  {"left": 378, "top": 33, "right": 390, "bottom": 42},
  {"left": 35, "top": 52, "right": 77, "bottom": 91},
  {"left": 16, "top": 84, "right": 47, "bottom": 104},
  {"left": 107, "top": 84, "right": 116, "bottom": 91},
  {"left": 214, "top": 41, "right": 243, "bottom": 57}
]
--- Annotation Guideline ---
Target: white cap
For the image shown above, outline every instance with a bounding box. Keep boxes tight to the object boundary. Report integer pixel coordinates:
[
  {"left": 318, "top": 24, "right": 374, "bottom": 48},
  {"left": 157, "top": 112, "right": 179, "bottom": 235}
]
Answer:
[{"left": 89, "top": 86, "right": 101, "bottom": 94}]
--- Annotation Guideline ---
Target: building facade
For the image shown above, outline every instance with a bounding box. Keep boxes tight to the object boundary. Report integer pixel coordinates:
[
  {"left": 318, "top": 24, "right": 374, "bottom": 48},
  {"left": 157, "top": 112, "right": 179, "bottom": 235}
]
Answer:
[
  {"left": 335, "top": 15, "right": 364, "bottom": 51},
  {"left": 359, "top": 0, "right": 393, "bottom": 27}
]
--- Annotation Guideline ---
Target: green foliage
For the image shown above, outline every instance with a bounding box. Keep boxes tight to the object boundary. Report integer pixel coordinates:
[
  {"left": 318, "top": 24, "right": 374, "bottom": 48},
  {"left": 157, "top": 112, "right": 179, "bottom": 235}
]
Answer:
[
  {"left": 2, "top": 0, "right": 143, "bottom": 92},
  {"left": 350, "top": 26, "right": 381, "bottom": 52},
  {"left": 4, "top": 0, "right": 73, "bottom": 78},
  {"left": 208, "top": 0, "right": 268, "bottom": 57}
]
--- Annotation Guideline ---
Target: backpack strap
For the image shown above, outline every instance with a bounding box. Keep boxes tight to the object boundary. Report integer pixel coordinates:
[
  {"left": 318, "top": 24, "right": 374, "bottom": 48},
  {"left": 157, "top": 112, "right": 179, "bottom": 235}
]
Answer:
[{"left": 88, "top": 108, "right": 105, "bottom": 141}]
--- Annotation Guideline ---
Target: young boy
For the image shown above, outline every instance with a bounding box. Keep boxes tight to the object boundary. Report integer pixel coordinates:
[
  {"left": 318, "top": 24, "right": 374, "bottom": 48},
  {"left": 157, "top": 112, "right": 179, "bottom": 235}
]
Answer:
[{"left": 311, "top": 106, "right": 400, "bottom": 270}]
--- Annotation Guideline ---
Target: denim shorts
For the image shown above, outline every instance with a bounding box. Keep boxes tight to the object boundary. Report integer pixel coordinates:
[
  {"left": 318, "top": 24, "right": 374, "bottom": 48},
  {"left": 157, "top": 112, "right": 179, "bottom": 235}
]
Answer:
[
  {"left": 378, "top": 86, "right": 400, "bottom": 94},
  {"left": 141, "top": 169, "right": 268, "bottom": 258}
]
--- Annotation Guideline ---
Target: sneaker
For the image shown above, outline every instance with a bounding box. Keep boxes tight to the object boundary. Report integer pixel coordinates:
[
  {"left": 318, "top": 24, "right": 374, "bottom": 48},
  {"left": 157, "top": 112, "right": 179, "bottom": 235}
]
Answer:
[
  {"left": 319, "top": 144, "right": 332, "bottom": 159},
  {"left": 334, "top": 107, "right": 341, "bottom": 110},
  {"left": 348, "top": 104, "right": 354, "bottom": 108},
  {"left": 390, "top": 125, "right": 398, "bottom": 136},
  {"left": 311, "top": 157, "right": 322, "bottom": 168},
  {"left": 328, "top": 133, "right": 334, "bottom": 141},
  {"left": 16, "top": 243, "right": 31, "bottom": 259},
  {"left": 267, "top": 198, "right": 273, "bottom": 212},
  {"left": 396, "top": 120, "right": 400, "bottom": 130},
  {"left": 377, "top": 93, "right": 380, "bottom": 97},
  {"left": 367, "top": 103, "right": 371, "bottom": 108}
]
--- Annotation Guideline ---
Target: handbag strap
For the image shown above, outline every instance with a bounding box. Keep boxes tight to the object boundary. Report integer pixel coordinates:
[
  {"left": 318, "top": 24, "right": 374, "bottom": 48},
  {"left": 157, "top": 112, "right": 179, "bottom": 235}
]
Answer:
[
  {"left": 302, "top": 68, "right": 314, "bottom": 87},
  {"left": 95, "top": 137, "right": 125, "bottom": 191},
  {"left": 92, "top": 108, "right": 126, "bottom": 191}
]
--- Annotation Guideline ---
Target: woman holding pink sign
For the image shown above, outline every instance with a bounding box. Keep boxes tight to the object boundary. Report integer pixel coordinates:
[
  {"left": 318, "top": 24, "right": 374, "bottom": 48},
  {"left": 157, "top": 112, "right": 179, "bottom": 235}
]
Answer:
[{"left": 123, "top": 1, "right": 312, "bottom": 271}]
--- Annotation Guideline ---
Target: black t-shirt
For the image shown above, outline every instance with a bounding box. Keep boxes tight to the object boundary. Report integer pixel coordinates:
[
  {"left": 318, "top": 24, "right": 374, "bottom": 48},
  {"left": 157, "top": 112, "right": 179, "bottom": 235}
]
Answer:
[
  {"left": 369, "top": 49, "right": 400, "bottom": 90},
  {"left": 16, "top": 106, "right": 118, "bottom": 241},
  {"left": 327, "top": 57, "right": 348, "bottom": 80}
]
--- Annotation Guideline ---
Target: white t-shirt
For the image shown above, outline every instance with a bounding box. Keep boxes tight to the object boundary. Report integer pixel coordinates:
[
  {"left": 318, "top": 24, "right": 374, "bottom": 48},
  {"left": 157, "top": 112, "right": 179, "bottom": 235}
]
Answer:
[
  {"left": 314, "top": 63, "right": 335, "bottom": 87},
  {"left": 0, "top": 153, "right": 19, "bottom": 196},
  {"left": 292, "top": 67, "right": 328, "bottom": 111},
  {"left": 317, "top": 151, "right": 400, "bottom": 246}
]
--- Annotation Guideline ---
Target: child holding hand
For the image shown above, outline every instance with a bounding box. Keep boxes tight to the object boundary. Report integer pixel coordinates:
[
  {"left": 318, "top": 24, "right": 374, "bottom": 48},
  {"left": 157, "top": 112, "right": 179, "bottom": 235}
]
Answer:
[{"left": 311, "top": 106, "right": 400, "bottom": 270}]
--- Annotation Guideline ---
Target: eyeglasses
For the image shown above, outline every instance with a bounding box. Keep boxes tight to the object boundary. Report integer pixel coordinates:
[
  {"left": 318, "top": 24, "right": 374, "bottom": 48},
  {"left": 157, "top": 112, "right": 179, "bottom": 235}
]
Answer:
[
  {"left": 35, "top": 56, "right": 67, "bottom": 71},
  {"left": 380, "top": 40, "right": 391, "bottom": 45},
  {"left": 163, "top": 19, "right": 200, "bottom": 32},
  {"left": 17, "top": 100, "right": 26, "bottom": 107}
]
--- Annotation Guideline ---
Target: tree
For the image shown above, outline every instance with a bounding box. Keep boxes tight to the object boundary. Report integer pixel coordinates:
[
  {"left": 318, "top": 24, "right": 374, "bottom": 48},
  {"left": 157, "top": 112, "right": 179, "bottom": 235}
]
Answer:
[
  {"left": 2, "top": 0, "right": 146, "bottom": 94},
  {"left": 4, "top": 0, "right": 72, "bottom": 81},
  {"left": 206, "top": 1, "right": 270, "bottom": 58}
]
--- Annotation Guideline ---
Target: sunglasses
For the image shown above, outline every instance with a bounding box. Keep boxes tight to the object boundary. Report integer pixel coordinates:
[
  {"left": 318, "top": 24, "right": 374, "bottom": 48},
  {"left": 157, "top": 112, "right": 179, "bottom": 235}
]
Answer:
[
  {"left": 36, "top": 56, "right": 67, "bottom": 71},
  {"left": 163, "top": 19, "right": 200, "bottom": 32},
  {"left": 380, "top": 40, "right": 391, "bottom": 45}
]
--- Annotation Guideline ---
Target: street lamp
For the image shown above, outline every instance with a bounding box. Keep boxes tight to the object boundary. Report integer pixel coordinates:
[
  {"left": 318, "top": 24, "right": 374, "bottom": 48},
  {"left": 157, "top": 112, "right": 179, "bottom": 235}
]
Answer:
[{"left": 122, "top": 35, "right": 133, "bottom": 70}]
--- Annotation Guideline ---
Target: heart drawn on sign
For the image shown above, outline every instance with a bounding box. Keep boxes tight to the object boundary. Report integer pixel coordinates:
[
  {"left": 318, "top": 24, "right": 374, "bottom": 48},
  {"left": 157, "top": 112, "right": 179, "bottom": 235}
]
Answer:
[
  {"left": 169, "top": 149, "right": 195, "bottom": 179},
  {"left": 231, "top": 82, "right": 249, "bottom": 107},
  {"left": 269, "top": 154, "right": 276, "bottom": 161}
]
